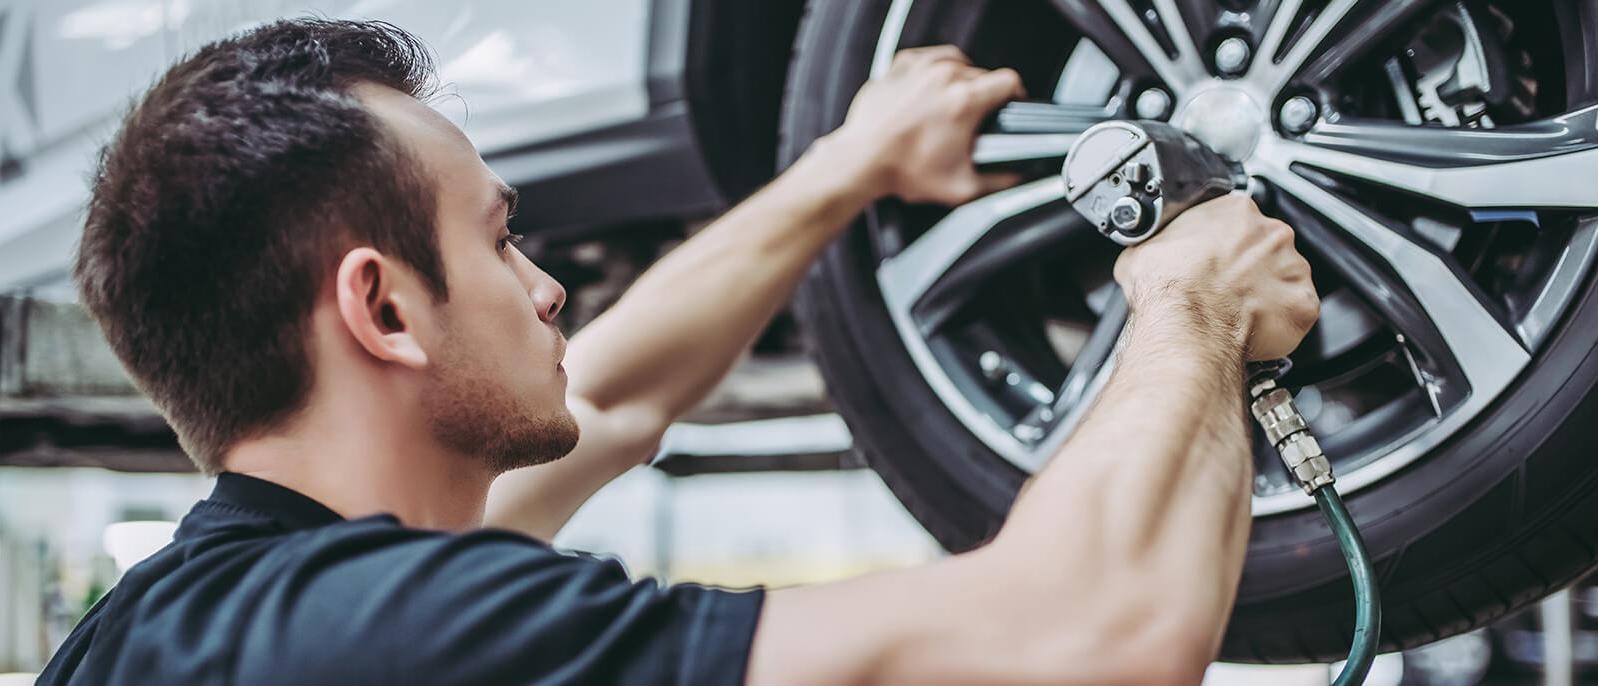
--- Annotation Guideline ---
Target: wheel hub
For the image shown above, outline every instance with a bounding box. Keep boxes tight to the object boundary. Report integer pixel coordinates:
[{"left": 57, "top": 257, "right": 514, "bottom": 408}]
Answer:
[{"left": 1174, "top": 86, "right": 1267, "bottom": 161}]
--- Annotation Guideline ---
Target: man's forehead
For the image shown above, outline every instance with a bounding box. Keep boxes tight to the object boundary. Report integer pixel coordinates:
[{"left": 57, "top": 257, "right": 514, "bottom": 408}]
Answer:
[
  {"left": 352, "top": 82, "right": 504, "bottom": 208},
  {"left": 352, "top": 82, "right": 467, "bottom": 146}
]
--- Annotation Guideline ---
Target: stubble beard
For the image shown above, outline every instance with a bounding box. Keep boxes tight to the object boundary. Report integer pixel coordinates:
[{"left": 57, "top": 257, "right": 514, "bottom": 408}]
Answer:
[{"left": 423, "top": 333, "right": 580, "bottom": 474}]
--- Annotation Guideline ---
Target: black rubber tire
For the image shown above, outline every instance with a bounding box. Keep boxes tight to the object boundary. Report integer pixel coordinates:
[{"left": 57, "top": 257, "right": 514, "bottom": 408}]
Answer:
[{"left": 781, "top": 0, "right": 1598, "bottom": 663}]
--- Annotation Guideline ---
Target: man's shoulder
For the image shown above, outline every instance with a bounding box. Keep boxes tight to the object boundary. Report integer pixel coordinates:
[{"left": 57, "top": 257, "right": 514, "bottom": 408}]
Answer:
[
  {"left": 275, "top": 517, "right": 577, "bottom": 574},
  {"left": 38, "top": 513, "right": 571, "bottom": 685}
]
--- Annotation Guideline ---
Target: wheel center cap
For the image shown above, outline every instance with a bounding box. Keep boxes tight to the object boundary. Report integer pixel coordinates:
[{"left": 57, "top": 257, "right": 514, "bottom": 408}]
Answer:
[{"left": 1174, "top": 86, "right": 1266, "bottom": 161}]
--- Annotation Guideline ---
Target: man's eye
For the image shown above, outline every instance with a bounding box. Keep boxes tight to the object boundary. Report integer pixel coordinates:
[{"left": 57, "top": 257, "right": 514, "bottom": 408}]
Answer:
[{"left": 497, "top": 232, "right": 525, "bottom": 253}]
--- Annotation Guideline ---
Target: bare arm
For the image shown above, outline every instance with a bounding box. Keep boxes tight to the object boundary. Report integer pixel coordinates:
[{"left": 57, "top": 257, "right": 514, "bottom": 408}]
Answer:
[
  {"left": 748, "top": 196, "right": 1318, "bottom": 684},
  {"left": 485, "top": 47, "right": 1023, "bottom": 539},
  {"left": 483, "top": 140, "right": 879, "bottom": 538}
]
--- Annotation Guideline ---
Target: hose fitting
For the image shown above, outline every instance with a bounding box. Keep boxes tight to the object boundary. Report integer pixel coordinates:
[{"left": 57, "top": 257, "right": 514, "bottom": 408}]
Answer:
[{"left": 1248, "top": 375, "right": 1335, "bottom": 494}]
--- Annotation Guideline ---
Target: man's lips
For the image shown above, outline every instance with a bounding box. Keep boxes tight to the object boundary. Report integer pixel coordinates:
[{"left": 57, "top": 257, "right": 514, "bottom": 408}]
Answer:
[{"left": 553, "top": 330, "right": 568, "bottom": 370}]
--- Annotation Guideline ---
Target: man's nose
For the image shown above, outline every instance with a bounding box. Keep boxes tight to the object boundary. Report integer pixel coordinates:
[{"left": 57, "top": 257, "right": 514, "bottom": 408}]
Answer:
[
  {"left": 535, "top": 278, "right": 566, "bottom": 323},
  {"left": 529, "top": 266, "right": 566, "bottom": 323},
  {"left": 512, "top": 250, "right": 567, "bottom": 323}
]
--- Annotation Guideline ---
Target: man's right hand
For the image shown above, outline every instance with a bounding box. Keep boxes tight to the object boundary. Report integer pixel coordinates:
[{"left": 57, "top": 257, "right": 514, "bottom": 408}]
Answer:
[
  {"left": 752, "top": 190, "right": 1316, "bottom": 685},
  {"left": 1112, "top": 194, "right": 1320, "bottom": 361}
]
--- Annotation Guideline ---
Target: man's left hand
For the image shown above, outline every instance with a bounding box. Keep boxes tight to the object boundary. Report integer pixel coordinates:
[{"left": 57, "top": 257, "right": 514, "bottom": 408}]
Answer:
[{"left": 830, "top": 45, "right": 1026, "bottom": 206}]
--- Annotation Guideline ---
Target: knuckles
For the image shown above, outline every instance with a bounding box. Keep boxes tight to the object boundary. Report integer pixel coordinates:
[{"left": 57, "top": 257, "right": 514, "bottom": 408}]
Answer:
[
  {"left": 1264, "top": 221, "right": 1295, "bottom": 250},
  {"left": 925, "top": 59, "right": 963, "bottom": 83}
]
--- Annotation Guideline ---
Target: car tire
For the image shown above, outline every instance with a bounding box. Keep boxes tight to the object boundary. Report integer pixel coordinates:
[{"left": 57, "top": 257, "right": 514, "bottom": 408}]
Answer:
[{"left": 781, "top": 0, "right": 1598, "bottom": 662}]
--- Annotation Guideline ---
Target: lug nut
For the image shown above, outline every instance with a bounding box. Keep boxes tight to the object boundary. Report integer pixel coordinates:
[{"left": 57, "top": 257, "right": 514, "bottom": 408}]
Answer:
[
  {"left": 1278, "top": 95, "right": 1319, "bottom": 135},
  {"left": 1134, "top": 87, "right": 1173, "bottom": 120},
  {"left": 979, "top": 351, "right": 1008, "bottom": 381},
  {"left": 1214, "top": 37, "right": 1251, "bottom": 76}
]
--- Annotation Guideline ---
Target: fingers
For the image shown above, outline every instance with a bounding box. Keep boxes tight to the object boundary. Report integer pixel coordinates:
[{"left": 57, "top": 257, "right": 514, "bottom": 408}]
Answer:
[
  {"left": 890, "top": 45, "right": 971, "bottom": 74},
  {"left": 1293, "top": 289, "right": 1322, "bottom": 332},
  {"left": 974, "top": 170, "right": 1024, "bottom": 196},
  {"left": 961, "top": 68, "right": 1026, "bottom": 117},
  {"left": 861, "top": 44, "right": 1030, "bottom": 205},
  {"left": 910, "top": 170, "right": 1023, "bottom": 206},
  {"left": 891, "top": 46, "right": 1025, "bottom": 110}
]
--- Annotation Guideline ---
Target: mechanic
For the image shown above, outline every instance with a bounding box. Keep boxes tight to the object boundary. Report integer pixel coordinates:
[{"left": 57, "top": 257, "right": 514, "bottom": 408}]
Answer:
[{"left": 39, "top": 18, "right": 1318, "bottom": 686}]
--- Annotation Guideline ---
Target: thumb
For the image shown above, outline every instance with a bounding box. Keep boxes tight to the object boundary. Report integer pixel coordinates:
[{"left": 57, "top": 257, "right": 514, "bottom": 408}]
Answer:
[
  {"left": 975, "top": 170, "right": 1024, "bottom": 196},
  {"left": 961, "top": 68, "right": 1027, "bottom": 119},
  {"left": 938, "top": 170, "right": 1023, "bottom": 206}
]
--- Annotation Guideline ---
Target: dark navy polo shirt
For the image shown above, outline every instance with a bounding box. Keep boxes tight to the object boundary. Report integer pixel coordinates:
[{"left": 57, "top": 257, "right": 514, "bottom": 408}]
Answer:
[{"left": 37, "top": 472, "right": 764, "bottom": 685}]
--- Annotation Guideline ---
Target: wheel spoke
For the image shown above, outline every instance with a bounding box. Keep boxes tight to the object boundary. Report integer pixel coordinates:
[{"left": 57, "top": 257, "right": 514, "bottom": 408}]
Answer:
[
  {"left": 1049, "top": 0, "right": 1206, "bottom": 94},
  {"left": 1296, "top": 0, "right": 1437, "bottom": 86},
  {"left": 1299, "top": 106, "right": 1598, "bottom": 168},
  {"left": 1174, "top": 0, "right": 1230, "bottom": 51},
  {"left": 1056, "top": 289, "right": 1126, "bottom": 411},
  {"left": 878, "top": 178, "right": 1068, "bottom": 328},
  {"left": 1010, "top": 289, "right": 1128, "bottom": 464},
  {"left": 1261, "top": 164, "right": 1529, "bottom": 410},
  {"left": 916, "top": 205, "right": 1092, "bottom": 334},
  {"left": 1031, "top": 355, "right": 1117, "bottom": 465},
  {"left": 1274, "top": 192, "right": 1461, "bottom": 412},
  {"left": 1256, "top": 122, "right": 1598, "bottom": 210},
  {"left": 1254, "top": 0, "right": 1304, "bottom": 75},
  {"left": 1151, "top": 0, "right": 1205, "bottom": 76},
  {"left": 974, "top": 134, "right": 1080, "bottom": 165},
  {"left": 1249, "top": 0, "right": 1359, "bottom": 97},
  {"left": 1239, "top": 0, "right": 1285, "bottom": 43},
  {"left": 877, "top": 178, "right": 1076, "bottom": 471},
  {"left": 1101, "top": 0, "right": 1209, "bottom": 91}
]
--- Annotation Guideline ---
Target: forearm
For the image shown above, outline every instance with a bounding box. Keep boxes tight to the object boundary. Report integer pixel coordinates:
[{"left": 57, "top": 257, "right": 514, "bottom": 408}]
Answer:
[
  {"left": 563, "top": 134, "right": 881, "bottom": 425},
  {"left": 756, "top": 302, "right": 1252, "bottom": 684},
  {"left": 486, "top": 138, "right": 883, "bottom": 539},
  {"left": 991, "top": 288, "right": 1253, "bottom": 668}
]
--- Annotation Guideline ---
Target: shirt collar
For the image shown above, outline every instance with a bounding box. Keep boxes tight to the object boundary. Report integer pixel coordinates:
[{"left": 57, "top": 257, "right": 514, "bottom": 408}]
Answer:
[{"left": 208, "top": 472, "right": 345, "bottom": 531}]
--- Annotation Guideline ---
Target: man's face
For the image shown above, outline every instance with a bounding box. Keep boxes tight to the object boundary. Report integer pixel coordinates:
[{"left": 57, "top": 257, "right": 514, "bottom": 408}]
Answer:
[{"left": 358, "top": 85, "right": 578, "bottom": 472}]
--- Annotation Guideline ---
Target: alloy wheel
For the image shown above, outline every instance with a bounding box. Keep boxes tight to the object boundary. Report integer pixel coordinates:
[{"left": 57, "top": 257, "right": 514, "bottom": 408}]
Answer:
[{"left": 868, "top": 0, "right": 1598, "bottom": 514}]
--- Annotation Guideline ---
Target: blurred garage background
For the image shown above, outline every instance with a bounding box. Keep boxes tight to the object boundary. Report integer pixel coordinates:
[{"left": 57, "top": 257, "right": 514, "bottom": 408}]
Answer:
[{"left": 1, "top": 0, "right": 1595, "bottom": 684}]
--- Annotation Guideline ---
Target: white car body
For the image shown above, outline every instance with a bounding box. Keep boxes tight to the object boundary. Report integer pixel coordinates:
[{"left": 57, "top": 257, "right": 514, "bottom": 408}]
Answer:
[{"left": 0, "top": 0, "right": 657, "bottom": 294}]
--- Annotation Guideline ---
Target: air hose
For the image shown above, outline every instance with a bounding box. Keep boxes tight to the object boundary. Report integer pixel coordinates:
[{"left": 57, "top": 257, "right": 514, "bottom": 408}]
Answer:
[
  {"left": 1313, "top": 486, "right": 1381, "bottom": 685},
  {"left": 1054, "top": 117, "right": 1382, "bottom": 682},
  {"left": 1249, "top": 362, "right": 1382, "bottom": 685}
]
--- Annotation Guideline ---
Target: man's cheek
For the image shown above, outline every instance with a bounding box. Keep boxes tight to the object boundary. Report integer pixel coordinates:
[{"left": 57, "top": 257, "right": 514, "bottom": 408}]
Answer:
[{"left": 483, "top": 298, "right": 529, "bottom": 342}]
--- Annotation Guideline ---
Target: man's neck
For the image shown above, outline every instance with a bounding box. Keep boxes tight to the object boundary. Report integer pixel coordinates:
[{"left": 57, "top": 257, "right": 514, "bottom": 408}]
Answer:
[{"left": 222, "top": 410, "right": 495, "bottom": 532}]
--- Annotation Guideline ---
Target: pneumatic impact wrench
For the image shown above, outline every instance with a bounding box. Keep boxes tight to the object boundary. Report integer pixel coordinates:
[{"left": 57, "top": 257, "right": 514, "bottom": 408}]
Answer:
[{"left": 1062, "top": 120, "right": 1381, "bottom": 685}]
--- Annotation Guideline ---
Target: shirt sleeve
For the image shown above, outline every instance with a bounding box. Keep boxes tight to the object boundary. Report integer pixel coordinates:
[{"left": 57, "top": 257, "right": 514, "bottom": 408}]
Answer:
[{"left": 233, "top": 519, "right": 765, "bottom": 686}]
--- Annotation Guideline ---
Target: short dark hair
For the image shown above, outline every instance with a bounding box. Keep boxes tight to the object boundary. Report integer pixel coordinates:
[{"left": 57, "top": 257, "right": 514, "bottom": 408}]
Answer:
[{"left": 76, "top": 18, "right": 448, "bottom": 472}]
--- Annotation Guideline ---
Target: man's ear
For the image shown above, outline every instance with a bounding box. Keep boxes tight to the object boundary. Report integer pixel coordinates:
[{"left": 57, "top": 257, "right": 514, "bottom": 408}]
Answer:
[{"left": 334, "top": 247, "right": 431, "bottom": 370}]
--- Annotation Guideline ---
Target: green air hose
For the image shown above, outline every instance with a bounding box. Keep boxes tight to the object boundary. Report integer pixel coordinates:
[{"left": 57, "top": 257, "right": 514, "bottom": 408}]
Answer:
[
  {"left": 1313, "top": 485, "right": 1382, "bottom": 686},
  {"left": 1249, "top": 363, "right": 1382, "bottom": 685}
]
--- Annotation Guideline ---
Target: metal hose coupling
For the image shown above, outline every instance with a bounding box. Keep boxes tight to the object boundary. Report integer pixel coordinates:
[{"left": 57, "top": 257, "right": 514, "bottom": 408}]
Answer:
[{"left": 1247, "top": 362, "right": 1335, "bottom": 494}]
